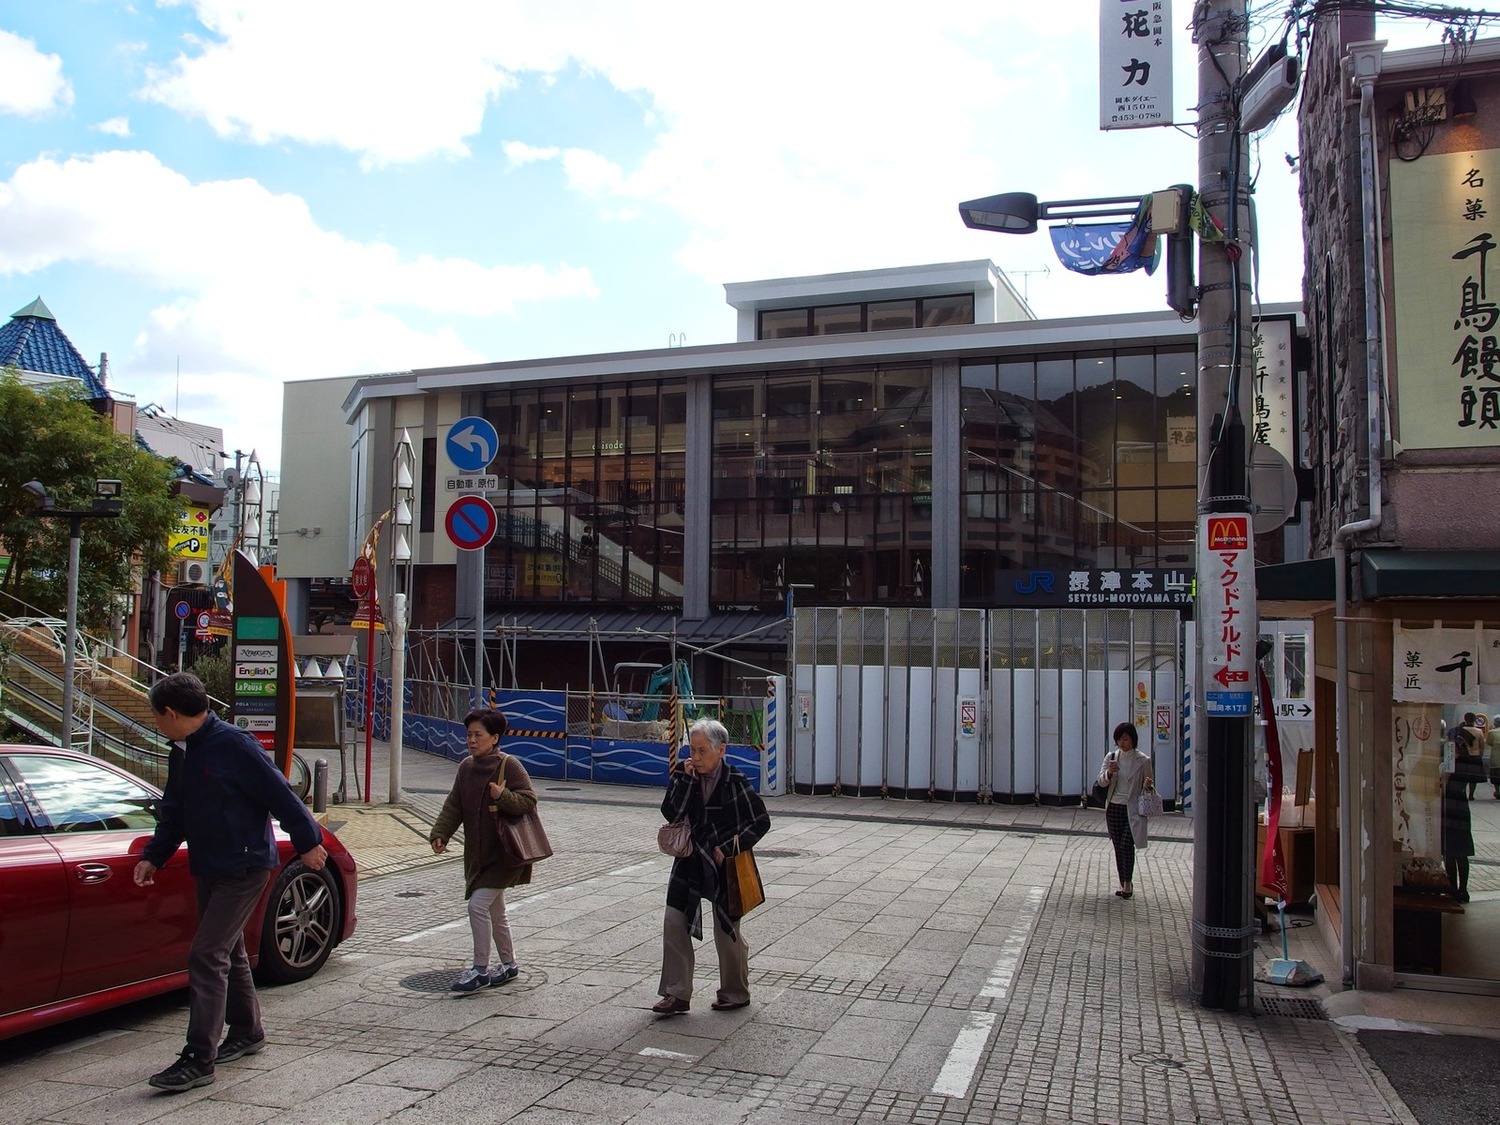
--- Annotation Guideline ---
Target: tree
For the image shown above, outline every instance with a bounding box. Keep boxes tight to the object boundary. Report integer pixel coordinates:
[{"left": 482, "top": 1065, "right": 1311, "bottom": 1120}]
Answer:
[{"left": 0, "top": 371, "right": 182, "bottom": 632}]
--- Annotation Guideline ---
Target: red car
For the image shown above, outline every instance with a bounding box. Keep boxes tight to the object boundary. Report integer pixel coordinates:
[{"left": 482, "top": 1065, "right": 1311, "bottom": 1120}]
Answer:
[{"left": 0, "top": 744, "right": 357, "bottom": 1041}]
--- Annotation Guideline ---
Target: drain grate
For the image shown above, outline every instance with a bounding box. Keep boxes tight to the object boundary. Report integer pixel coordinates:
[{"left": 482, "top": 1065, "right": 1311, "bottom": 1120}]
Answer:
[
  {"left": 399, "top": 968, "right": 546, "bottom": 994},
  {"left": 753, "top": 849, "right": 801, "bottom": 859},
  {"left": 1258, "top": 995, "right": 1327, "bottom": 1020}
]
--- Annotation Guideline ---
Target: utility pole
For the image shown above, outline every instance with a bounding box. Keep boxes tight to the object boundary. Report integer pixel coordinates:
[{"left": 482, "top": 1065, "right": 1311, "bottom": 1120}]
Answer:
[{"left": 1191, "top": 0, "right": 1257, "bottom": 1010}]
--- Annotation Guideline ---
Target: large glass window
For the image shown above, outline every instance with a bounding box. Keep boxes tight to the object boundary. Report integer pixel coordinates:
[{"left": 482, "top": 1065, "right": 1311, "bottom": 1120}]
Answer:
[
  {"left": 960, "top": 345, "right": 1204, "bottom": 601},
  {"left": 755, "top": 293, "right": 974, "bottom": 340},
  {"left": 710, "top": 366, "right": 932, "bottom": 609},
  {"left": 483, "top": 380, "right": 685, "bottom": 606}
]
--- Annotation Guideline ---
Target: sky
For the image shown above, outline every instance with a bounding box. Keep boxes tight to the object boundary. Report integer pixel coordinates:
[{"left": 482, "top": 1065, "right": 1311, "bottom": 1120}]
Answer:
[{"left": 0, "top": 2, "right": 1484, "bottom": 475}]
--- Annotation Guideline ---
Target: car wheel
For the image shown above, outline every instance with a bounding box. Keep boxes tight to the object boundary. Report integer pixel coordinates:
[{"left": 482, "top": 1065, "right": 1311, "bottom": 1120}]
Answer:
[{"left": 256, "top": 860, "right": 341, "bottom": 984}]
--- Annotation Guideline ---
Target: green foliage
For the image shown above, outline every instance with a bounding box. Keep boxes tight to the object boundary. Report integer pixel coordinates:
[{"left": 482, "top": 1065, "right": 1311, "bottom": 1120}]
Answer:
[
  {"left": 187, "top": 650, "right": 232, "bottom": 708},
  {"left": 0, "top": 371, "right": 182, "bottom": 631}
]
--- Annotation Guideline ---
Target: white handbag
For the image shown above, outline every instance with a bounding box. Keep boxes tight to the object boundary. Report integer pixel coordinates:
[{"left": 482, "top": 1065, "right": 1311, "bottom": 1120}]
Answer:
[{"left": 1136, "top": 784, "right": 1164, "bottom": 817}]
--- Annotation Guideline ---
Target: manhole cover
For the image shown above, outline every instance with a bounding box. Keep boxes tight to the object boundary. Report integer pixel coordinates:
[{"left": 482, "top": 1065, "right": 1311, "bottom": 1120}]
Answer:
[
  {"left": 754, "top": 849, "right": 801, "bottom": 859},
  {"left": 1258, "top": 995, "right": 1326, "bottom": 1020},
  {"left": 1130, "top": 1051, "right": 1185, "bottom": 1070},
  {"left": 393, "top": 890, "right": 430, "bottom": 899},
  {"left": 399, "top": 968, "right": 547, "bottom": 994}
]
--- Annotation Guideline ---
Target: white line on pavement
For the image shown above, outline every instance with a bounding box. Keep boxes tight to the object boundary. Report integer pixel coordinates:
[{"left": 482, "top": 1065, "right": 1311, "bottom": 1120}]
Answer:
[
  {"left": 980, "top": 885, "right": 1045, "bottom": 1000},
  {"left": 638, "top": 1047, "right": 698, "bottom": 1061},
  {"left": 393, "top": 860, "right": 660, "bottom": 943},
  {"left": 932, "top": 1013, "right": 997, "bottom": 1098},
  {"left": 932, "top": 884, "right": 1045, "bottom": 1098}
]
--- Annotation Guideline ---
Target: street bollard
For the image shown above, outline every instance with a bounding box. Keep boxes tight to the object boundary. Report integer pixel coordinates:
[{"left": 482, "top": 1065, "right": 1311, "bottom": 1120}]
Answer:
[{"left": 313, "top": 758, "right": 329, "bottom": 813}]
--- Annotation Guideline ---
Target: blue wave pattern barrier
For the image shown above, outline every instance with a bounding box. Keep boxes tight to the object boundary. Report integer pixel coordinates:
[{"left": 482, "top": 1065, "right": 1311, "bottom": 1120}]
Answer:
[{"left": 353, "top": 679, "right": 764, "bottom": 792}]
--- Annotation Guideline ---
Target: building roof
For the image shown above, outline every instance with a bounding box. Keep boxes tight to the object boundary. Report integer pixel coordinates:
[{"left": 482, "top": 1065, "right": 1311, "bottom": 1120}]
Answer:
[{"left": 0, "top": 297, "right": 107, "bottom": 397}]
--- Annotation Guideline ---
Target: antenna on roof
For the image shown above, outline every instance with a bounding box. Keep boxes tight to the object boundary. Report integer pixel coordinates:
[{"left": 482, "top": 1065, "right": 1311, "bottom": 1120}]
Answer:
[{"left": 175, "top": 356, "right": 180, "bottom": 416}]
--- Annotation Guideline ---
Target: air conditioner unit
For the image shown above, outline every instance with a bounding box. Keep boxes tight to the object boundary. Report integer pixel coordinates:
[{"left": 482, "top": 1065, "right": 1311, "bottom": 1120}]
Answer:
[{"left": 177, "top": 559, "right": 210, "bottom": 585}]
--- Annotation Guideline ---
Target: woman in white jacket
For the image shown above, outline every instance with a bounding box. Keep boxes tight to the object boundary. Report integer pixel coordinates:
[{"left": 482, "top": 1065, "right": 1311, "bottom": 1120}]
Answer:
[{"left": 1097, "top": 722, "right": 1154, "bottom": 899}]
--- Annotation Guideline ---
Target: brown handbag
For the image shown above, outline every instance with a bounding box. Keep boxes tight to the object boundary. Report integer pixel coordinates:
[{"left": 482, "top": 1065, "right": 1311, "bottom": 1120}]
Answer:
[
  {"left": 492, "top": 755, "right": 553, "bottom": 867},
  {"left": 724, "top": 848, "right": 764, "bottom": 916},
  {"left": 657, "top": 819, "right": 692, "bottom": 857}
]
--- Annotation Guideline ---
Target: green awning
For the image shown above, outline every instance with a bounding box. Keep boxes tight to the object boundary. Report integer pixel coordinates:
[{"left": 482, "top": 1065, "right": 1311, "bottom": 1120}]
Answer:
[
  {"left": 1256, "top": 557, "right": 1335, "bottom": 602},
  {"left": 1361, "top": 550, "right": 1500, "bottom": 599}
]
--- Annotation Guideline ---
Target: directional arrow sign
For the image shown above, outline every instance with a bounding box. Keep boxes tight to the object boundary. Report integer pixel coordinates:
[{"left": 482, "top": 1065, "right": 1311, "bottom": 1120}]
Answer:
[
  {"left": 446, "top": 416, "right": 499, "bottom": 473},
  {"left": 1212, "top": 666, "right": 1250, "bottom": 689},
  {"left": 445, "top": 495, "right": 498, "bottom": 552}
]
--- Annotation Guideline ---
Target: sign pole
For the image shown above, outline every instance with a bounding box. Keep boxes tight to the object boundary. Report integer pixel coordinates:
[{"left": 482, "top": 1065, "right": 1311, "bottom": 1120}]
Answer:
[
  {"left": 364, "top": 600, "right": 375, "bottom": 803},
  {"left": 474, "top": 549, "right": 485, "bottom": 706},
  {"left": 1191, "top": 0, "right": 1256, "bottom": 1011}
]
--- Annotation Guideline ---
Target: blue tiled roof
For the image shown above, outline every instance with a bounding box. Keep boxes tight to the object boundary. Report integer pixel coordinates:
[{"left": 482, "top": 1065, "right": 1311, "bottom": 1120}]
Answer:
[{"left": 0, "top": 298, "right": 106, "bottom": 398}]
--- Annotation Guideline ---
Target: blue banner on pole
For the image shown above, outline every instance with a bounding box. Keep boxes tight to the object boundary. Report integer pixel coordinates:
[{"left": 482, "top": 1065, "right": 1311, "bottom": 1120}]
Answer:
[{"left": 1048, "top": 202, "right": 1159, "bottom": 276}]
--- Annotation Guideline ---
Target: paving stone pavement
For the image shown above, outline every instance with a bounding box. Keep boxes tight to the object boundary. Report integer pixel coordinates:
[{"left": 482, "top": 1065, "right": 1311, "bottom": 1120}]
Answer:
[{"left": 0, "top": 744, "right": 1424, "bottom": 1124}]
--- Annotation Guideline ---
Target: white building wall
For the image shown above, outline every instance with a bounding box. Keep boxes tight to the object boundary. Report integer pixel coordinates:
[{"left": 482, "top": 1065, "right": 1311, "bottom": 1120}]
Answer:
[{"left": 278, "top": 376, "right": 360, "bottom": 579}]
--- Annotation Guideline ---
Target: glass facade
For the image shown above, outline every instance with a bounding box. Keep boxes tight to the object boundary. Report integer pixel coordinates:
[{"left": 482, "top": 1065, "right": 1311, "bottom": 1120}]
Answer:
[
  {"left": 480, "top": 381, "right": 687, "bottom": 604},
  {"left": 467, "top": 341, "right": 1198, "bottom": 612},
  {"left": 711, "top": 366, "right": 933, "bottom": 608},
  {"left": 959, "top": 348, "right": 1197, "bottom": 604},
  {"left": 757, "top": 294, "right": 975, "bottom": 339}
]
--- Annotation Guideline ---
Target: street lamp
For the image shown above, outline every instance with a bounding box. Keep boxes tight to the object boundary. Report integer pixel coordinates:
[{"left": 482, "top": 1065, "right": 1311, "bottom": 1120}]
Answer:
[
  {"left": 959, "top": 187, "right": 1197, "bottom": 319},
  {"left": 958, "top": 192, "right": 1142, "bottom": 233},
  {"left": 388, "top": 429, "right": 415, "bottom": 805},
  {"left": 25, "top": 479, "right": 124, "bottom": 751}
]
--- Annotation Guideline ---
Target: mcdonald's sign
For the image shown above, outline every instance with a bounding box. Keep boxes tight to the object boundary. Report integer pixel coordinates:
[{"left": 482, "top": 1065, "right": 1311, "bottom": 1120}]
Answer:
[
  {"left": 1197, "top": 512, "right": 1256, "bottom": 718},
  {"left": 1206, "top": 516, "right": 1249, "bottom": 552}
]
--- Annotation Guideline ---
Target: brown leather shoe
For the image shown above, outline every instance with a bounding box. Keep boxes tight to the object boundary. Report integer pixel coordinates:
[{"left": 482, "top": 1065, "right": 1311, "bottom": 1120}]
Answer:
[
  {"left": 711, "top": 998, "right": 749, "bottom": 1011},
  {"left": 652, "top": 996, "right": 690, "bottom": 1015}
]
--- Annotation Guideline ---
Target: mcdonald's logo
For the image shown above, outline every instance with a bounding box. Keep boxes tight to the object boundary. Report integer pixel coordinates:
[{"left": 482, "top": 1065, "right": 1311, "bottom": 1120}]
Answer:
[{"left": 1207, "top": 516, "right": 1248, "bottom": 551}]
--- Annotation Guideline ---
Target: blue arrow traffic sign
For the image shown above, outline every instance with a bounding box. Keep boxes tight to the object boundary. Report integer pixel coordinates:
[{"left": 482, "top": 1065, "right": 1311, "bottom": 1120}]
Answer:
[
  {"left": 445, "top": 495, "right": 498, "bottom": 552},
  {"left": 446, "top": 415, "right": 499, "bottom": 473}
]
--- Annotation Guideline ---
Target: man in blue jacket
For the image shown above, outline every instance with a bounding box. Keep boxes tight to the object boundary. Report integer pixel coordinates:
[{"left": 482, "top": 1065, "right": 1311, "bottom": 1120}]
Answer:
[{"left": 133, "top": 672, "right": 327, "bottom": 1092}]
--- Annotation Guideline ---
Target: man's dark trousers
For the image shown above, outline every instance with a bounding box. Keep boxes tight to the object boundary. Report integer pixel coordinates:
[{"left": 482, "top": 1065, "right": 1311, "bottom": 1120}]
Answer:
[{"left": 187, "top": 869, "right": 273, "bottom": 1059}]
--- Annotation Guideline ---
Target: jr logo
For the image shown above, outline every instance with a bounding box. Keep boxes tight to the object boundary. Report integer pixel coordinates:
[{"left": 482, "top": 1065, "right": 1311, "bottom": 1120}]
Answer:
[{"left": 1013, "top": 571, "right": 1055, "bottom": 595}]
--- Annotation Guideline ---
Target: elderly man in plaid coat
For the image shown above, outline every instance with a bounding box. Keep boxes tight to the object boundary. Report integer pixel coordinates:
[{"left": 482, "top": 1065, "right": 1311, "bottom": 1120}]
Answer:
[{"left": 653, "top": 718, "right": 770, "bottom": 1015}]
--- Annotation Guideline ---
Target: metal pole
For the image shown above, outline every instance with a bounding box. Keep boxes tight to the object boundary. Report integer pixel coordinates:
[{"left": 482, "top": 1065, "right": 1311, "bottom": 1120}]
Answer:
[
  {"left": 1191, "top": 0, "right": 1255, "bottom": 1011},
  {"left": 473, "top": 552, "right": 485, "bottom": 707},
  {"left": 61, "top": 517, "right": 81, "bottom": 752},
  {"left": 312, "top": 757, "right": 329, "bottom": 813},
  {"left": 364, "top": 607, "right": 375, "bottom": 804},
  {"left": 389, "top": 592, "right": 406, "bottom": 804}
]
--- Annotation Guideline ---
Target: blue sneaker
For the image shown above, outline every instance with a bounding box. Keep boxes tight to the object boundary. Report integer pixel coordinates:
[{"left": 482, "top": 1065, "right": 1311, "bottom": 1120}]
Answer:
[
  {"left": 451, "top": 967, "right": 490, "bottom": 993},
  {"left": 488, "top": 963, "right": 519, "bottom": 986}
]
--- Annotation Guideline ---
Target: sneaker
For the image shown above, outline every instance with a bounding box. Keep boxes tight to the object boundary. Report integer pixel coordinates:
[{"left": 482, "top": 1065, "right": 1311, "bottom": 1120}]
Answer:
[
  {"left": 148, "top": 1049, "right": 216, "bottom": 1092},
  {"left": 451, "top": 967, "right": 490, "bottom": 993},
  {"left": 488, "top": 963, "right": 519, "bottom": 986},
  {"left": 215, "top": 1031, "right": 266, "bottom": 1063}
]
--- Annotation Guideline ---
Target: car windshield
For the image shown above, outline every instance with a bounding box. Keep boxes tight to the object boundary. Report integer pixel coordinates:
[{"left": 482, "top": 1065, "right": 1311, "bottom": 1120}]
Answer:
[{"left": 7, "top": 754, "right": 159, "bottom": 832}]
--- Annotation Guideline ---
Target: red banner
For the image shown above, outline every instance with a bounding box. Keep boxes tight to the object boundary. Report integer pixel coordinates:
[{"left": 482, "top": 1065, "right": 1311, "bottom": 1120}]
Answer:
[{"left": 1258, "top": 667, "right": 1288, "bottom": 904}]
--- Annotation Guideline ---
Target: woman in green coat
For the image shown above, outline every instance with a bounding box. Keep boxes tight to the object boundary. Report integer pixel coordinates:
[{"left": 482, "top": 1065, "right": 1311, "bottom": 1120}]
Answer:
[{"left": 430, "top": 708, "right": 536, "bottom": 992}]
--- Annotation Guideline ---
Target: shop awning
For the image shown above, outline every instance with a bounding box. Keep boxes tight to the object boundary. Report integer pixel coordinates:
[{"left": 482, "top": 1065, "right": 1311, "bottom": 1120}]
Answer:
[
  {"left": 1361, "top": 550, "right": 1500, "bottom": 599},
  {"left": 1257, "top": 550, "right": 1500, "bottom": 603},
  {"left": 1255, "top": 557, "right": 1335, "bottom": 602}
]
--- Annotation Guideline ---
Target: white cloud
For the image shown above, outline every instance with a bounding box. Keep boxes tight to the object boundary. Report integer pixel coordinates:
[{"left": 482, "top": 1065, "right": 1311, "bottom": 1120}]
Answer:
[
  {"left": 0, "top": 149, "right": 597, "bottom": 466},
  {"left": 94, "top": 116, "right": 132, "bottom": 136},
  {"left": 127, "top": 3, "right": 1254, "bottom": 314},
  {"left": 0, "top": 28, "right": 74, "bottom": 116},
  {"left": 503, "top": 141, "right": 559, "bottom": 166}
]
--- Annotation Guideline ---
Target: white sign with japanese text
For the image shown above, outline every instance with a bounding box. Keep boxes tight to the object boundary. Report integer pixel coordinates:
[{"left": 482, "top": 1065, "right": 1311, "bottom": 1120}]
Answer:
[
  {"left": 1390, "top": 149, "right": 1500, "bottom": 448},
  {"left": 1198, "top": 513, "right": 1256, "bottom": 716},
  {"left": 1099, "top": 0, "right": 1174, "bottom": 129},
  {"left": 1393, "top": 622, "right": 1500, "bottom": 702},
  {"left": 1251, "top": 316, "right": 1295, "bottom": 467}
]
